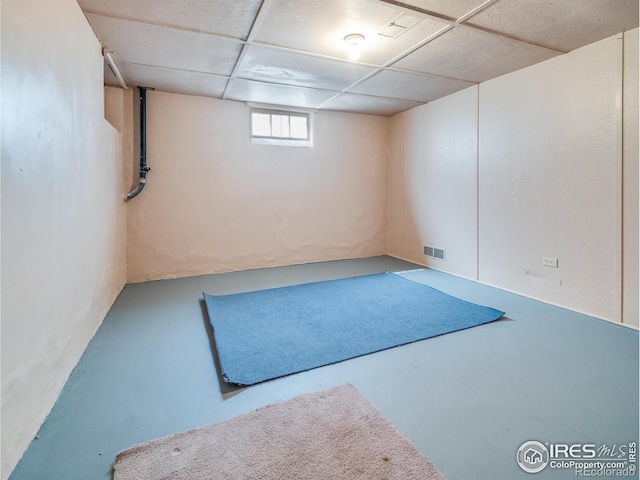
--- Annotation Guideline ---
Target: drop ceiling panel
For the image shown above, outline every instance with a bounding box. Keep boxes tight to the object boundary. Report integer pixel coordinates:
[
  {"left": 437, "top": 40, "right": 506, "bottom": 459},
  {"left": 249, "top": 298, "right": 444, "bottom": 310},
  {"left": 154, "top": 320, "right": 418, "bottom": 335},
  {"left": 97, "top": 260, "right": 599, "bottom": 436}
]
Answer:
[
  {"left": 394, "top": 26, "right": 560, "bottom": 82},
  {"left": 321, "top": 93, "right": 422, "bottom": 116},
  {"left": 395, "top": 0, "right": 492, "bottom": 20},
  {"left": 118, "top": 63, "right": 229, "bottom": 98},
  {"left": 86, "top": 14, "right": 242, "bottom": 76},
  {"left": 226, "top": 79, "right": 338, "bottom": 109},
  {"left": 78, "top": 0, "right": 261, "bottom": 40},
  {"left": 237, "top": 46, "right": 377, "bottom": 91},
  {"left": 254, "top": 0, "right": 448, "bottom": 66},
  {"left": 466, "top": 0, "right": 639, "bottom": 52},
  {"left": 79, "top": 0, "right": 637, "bottom": 117},
  {"left": 351, "top": 69, "right": 475, "bottom": 102}
]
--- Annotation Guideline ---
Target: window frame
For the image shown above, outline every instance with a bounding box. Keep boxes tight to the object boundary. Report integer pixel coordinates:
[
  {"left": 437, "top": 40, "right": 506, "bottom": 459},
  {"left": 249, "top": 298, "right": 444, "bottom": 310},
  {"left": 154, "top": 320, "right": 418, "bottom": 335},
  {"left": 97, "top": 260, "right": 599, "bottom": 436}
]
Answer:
[{"left": 250, "top": 107, "right": 313, "bottom": 147}]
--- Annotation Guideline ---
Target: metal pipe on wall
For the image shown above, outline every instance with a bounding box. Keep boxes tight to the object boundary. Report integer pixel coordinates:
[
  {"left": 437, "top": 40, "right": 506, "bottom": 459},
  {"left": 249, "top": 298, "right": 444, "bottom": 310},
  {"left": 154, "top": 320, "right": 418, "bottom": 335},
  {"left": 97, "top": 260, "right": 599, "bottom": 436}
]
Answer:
[{"left": 125, "top": 86, "right": 151, "bottom": 201}]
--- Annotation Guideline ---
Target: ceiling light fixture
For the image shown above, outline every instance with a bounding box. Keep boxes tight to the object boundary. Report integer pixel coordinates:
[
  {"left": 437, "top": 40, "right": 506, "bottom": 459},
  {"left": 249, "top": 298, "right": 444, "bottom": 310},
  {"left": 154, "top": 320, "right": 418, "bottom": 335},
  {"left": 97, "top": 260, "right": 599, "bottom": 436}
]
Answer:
[{"left": 344, "top": 33, "right": 365, "bottom": 61}]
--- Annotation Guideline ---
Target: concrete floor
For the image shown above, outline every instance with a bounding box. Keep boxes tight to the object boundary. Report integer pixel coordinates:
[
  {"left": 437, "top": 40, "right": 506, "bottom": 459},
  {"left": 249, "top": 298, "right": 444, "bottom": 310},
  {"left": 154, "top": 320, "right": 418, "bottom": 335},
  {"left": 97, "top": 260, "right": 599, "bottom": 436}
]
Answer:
[{"left": 9, "top": 256, "right": 639, "bottom": 480}]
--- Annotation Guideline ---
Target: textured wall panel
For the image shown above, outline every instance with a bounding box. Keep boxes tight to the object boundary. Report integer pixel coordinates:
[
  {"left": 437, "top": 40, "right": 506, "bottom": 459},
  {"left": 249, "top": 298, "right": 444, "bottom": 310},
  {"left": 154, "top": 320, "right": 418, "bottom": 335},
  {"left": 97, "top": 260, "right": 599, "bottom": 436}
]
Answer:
[
  {"left": 1, "top": 1, "right": 127, "bottom": 477},
  {"left": 126, "top": 92, "right": 389, "bottom": 282},
  {"left": 478, "top": 35, "right": 621, "bottom": 321},
  {"left": 388, "top": 113, "right": 405, "bottom": 257},
  {"left": 401, "top": 87, "right": 479, "bottom": 279}
]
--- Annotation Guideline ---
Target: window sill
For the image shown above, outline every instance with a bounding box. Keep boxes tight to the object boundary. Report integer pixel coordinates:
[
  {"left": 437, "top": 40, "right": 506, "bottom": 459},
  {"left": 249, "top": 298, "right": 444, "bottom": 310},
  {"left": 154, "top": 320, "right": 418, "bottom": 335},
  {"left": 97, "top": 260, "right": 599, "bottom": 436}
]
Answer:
[{"left": 251, "top": 137, "right": 313, "bottom": 147}]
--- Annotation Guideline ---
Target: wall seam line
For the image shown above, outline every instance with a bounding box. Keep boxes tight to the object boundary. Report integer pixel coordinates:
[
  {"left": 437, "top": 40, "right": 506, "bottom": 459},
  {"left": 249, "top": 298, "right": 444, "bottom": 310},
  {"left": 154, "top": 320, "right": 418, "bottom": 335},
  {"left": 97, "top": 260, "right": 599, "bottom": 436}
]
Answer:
[
  {"left": 617, "top": 33, "right": 625, "bottom": 324},
  {"left": 476, "top": 84, "right": 481, "bottom": 282},
  {"left": 401, "top": 111, "right": 406, "bottom": 260}
]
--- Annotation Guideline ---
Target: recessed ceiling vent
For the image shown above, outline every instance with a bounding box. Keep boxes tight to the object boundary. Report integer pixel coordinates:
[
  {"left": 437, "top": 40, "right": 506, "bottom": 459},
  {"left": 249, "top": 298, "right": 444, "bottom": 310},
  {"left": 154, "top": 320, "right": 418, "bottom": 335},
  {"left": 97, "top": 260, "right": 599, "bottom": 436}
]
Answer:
[{"left": 378, "top": 12, "right": 423, "bottom": 39}]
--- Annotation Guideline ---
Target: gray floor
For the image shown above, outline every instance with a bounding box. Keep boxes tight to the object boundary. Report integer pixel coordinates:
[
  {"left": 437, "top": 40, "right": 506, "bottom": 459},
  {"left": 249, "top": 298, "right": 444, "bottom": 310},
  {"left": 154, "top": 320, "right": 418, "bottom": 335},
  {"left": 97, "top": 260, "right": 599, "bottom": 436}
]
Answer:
[{"left": 9, "top": 256, "right": 639, "bottom": 480}]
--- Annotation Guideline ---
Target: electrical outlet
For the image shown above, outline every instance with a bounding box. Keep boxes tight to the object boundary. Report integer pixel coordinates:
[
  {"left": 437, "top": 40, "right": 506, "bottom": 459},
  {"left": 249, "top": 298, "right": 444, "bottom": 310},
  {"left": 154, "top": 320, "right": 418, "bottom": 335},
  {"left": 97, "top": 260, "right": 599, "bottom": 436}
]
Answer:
[{"left": 543, "top": 257, "right": 558, "bottom": 268}]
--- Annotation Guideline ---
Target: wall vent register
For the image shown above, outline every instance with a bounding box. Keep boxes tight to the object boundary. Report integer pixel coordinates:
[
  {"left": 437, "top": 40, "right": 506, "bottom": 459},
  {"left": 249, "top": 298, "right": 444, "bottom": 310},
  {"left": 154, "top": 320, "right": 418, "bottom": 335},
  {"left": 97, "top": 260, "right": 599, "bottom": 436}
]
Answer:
[{"left": 424, "top": 246, "right": 446, "bottom": 261}]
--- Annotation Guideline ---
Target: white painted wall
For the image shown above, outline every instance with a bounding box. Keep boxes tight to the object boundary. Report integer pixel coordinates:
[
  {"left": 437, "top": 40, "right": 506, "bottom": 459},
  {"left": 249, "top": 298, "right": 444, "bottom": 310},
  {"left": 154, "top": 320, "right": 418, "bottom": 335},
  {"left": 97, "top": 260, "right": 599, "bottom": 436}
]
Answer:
[
  {"left": 389, "top": 32, "right": 638, "bottom": 323},
  {"left": 0, "top": 1, "right": 127, "bottom": 478},
  {"left": 399, "top": 87, "right": 479, "bottom": 280},
  {"left": 623, "top": 28, "right": 639, "bottom": 327},
  {"left": 126, "top": 92, "right": 389, "bottom": 282},
  {"left": 478, "top": 35, "right": 621, "bottom": 321}
]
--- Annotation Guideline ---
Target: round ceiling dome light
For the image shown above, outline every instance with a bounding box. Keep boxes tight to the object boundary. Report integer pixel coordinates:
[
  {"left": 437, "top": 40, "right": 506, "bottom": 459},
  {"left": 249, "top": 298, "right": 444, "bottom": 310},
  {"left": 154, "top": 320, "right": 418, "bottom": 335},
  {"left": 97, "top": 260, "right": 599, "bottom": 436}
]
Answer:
[{"left": 344, "top": 33, "right": 365, "bottom": 61}]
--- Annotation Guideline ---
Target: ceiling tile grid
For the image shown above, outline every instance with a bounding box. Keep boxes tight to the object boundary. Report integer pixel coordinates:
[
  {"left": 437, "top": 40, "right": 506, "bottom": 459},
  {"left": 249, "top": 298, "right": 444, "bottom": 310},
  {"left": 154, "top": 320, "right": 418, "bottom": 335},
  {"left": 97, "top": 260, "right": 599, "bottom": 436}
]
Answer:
[
  {"left": 393, "top": 0, "right": 492, "bottom": 21},
  {"left": 253, "top": 0, "right": 450, "bottom": 66},
  {"left": 351, "top": 68, "right": 475, "bottom": 102},
  {"left": 465, "top": 0, "right": 640, "bottom": 52},
  {"left": 321, "top": 92, "right": 423, "bottom": 116},
  {"left": 118, "top": 63, "right": 230, "bottom": 99},
  {"left": 226, "top": 78, "right": 339, "bottom": 109},
  {"left": 78, "top": 0, "right": 262, "bottom": 39},
  {"left": 86, "top": 14, "right": 243, "bottom": 76},
  {"left": 236, "top": 45, "right": 378, "bottom": 91},
  {"left": 79, "top": 0, "right": 639, "bottom": 116},
  {"left": 393, "top": 26, "right": 560, "bottom": 83}
]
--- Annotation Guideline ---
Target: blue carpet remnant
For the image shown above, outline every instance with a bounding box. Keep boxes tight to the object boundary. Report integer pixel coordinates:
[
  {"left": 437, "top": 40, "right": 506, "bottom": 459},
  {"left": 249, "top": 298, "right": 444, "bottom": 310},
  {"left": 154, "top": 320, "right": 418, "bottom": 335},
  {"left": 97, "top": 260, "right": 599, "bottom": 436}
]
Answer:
[{"left": 203, "top": 272, "right": 504, "bottom": 386}]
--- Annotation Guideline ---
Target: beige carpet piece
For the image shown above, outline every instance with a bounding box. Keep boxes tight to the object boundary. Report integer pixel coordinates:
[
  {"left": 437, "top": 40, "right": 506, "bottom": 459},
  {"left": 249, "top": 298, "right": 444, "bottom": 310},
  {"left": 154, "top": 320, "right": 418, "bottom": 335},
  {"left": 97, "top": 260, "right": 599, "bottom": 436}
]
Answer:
[{"left": 114, "top": 384, "right": 445, "bottom": 480}]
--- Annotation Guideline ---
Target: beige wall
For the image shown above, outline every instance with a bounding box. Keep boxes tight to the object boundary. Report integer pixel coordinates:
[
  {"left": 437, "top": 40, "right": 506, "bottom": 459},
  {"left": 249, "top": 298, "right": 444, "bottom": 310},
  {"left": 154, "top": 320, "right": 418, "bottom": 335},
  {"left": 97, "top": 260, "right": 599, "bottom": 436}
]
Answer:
[
  {"left": 106, "top": 86, "right": 135, "bottom": 203},
  {"left": 126, "top": 92, "right": 389, "bottom": 282},
  {"left": 389, "top": 32, "right": 639, "bottom": 324},
  {"left": 105, "top": 86, "right": 124, "bottom": 132},
  {"left": 478, "top": 35, "right": 622, "bottom": 322},
  {"left": 0, "top": 1, "right": 127, "bottom": 478},
  {"left": 392, "top": 86, "right": 479, "bottom": 280},
  {"left": 387, "top": 114, "right": 404, "bottom": 257}
]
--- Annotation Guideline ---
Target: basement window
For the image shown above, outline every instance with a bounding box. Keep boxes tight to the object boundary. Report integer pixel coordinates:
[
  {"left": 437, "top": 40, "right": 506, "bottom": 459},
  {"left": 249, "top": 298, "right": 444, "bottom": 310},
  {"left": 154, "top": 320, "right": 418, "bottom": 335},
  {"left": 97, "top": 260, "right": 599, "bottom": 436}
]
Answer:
[{"left": 250, "top": 108, "right": 312, "bottom": 147}]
